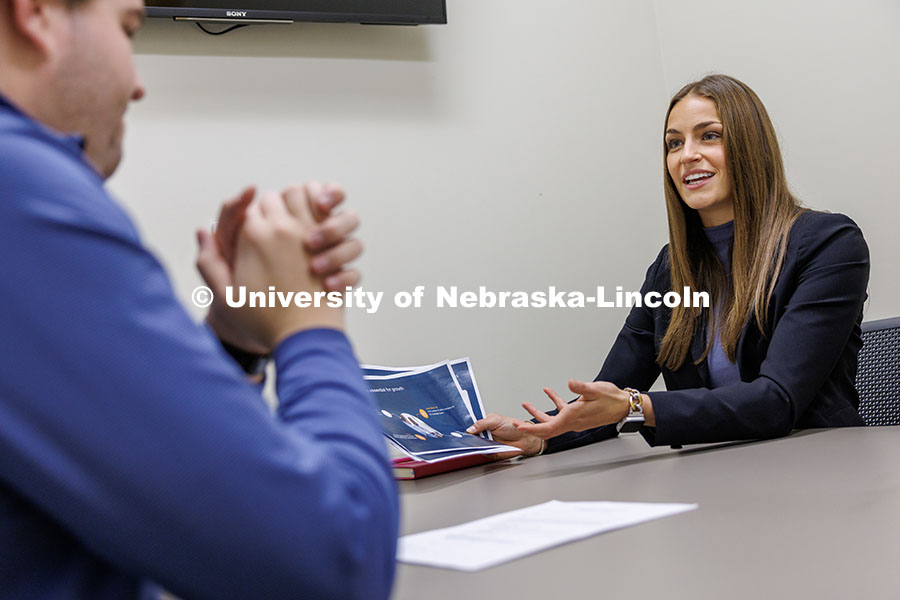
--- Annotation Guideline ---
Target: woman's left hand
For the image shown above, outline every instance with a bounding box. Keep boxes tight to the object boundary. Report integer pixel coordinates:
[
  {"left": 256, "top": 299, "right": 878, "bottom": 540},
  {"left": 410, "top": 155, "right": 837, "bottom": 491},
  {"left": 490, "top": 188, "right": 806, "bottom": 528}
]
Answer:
[{"left": 515, "top": 380, "right": 631, "bottom": 439}]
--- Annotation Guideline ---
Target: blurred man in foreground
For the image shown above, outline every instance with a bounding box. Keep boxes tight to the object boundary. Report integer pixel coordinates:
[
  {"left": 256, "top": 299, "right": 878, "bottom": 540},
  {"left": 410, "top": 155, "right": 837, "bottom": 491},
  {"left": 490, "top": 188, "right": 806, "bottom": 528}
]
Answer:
[{"left": 0, "top": 0, "right": 397, "bottom": 598}]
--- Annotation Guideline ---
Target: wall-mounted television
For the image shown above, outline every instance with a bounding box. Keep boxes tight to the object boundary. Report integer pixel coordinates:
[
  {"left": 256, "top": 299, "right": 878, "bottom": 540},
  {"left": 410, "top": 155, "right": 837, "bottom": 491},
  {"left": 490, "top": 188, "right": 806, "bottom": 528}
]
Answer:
[{"left": 146, "top": 0, "right": 447, "bottom": 25}]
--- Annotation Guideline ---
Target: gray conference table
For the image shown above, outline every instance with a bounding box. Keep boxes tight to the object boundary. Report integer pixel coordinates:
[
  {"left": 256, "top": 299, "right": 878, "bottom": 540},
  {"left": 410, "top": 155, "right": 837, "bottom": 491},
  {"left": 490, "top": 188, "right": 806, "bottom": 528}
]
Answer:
[{"left": 392, "top": 427, "right": 900, "bottom": 600}]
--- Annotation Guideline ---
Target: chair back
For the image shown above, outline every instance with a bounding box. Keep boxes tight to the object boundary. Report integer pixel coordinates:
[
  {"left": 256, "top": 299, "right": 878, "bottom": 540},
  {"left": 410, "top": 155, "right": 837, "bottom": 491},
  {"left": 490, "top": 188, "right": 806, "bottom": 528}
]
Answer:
[{"left": 856, "top": 317, "right": 900, "bottom": 426}]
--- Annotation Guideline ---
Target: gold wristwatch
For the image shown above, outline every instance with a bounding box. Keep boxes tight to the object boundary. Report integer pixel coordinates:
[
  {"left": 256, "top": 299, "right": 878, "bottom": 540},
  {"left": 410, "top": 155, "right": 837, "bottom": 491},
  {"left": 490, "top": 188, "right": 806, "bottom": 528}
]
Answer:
[{"left": 617, "top": 387, "right": 645, "bottom": 433}]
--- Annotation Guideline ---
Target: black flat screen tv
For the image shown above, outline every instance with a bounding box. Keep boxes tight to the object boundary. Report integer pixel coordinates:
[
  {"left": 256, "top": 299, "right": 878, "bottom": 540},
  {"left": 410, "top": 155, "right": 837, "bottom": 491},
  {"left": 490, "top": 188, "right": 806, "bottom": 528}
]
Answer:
[{"left": 145, "top": 0, "right": 447, "bottom": 25}]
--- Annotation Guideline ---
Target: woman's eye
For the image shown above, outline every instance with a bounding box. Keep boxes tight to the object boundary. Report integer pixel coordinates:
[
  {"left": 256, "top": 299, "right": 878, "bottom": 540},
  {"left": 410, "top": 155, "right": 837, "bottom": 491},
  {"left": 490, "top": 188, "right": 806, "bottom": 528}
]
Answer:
[
  {"left": 702, "top": 131, "right": 721, "bottom": 141},
  {"left": 666, "top": 139, "right": 682, "bottom": 151}
]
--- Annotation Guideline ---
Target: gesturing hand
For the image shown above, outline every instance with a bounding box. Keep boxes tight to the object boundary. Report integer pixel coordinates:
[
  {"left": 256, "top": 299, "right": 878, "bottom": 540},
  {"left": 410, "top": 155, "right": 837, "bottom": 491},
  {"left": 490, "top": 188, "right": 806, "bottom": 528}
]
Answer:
[
  {"left": 515, "top": 380, "right": 632, "bottom": 439},
  {"left": 466, "top": 414, "right": 539, "bottom": 459}
]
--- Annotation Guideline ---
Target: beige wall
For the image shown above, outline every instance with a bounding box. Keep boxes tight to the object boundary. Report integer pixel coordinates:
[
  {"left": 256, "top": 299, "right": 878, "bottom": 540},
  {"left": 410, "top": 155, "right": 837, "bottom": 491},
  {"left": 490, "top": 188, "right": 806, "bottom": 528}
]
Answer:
[{"left": 109, "top": 0, "right": 899, "bottom": 418}]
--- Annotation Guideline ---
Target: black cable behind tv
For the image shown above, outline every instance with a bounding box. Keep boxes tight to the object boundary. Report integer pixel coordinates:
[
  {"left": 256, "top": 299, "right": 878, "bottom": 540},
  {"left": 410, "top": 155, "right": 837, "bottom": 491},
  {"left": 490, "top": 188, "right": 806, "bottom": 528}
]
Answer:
[{"left": 146, "top": 0, "right": 447, "bottom": 26}]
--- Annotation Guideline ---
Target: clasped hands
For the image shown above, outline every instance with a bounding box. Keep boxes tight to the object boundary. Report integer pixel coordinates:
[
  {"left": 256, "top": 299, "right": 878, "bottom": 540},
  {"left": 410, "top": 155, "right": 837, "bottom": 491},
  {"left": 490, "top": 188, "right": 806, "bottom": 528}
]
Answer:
[
  {"left": 196, "top": 182, "right": 361, "bottom": 353},
  {"left": 468, "top": 380, "right": 648, "bottom": 458}
]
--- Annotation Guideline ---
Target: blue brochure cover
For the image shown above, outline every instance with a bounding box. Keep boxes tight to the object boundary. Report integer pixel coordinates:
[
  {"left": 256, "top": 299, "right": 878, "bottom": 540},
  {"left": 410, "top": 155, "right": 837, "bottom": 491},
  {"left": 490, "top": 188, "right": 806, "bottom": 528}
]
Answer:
[
  {"left": 362, "top": 358, "right": 489, "bottom": 438},
  {"left": 449, "top": 359, "right": 486, "bottom": 423},
  {"left": 361, "top": 366, "right": 408, "bottom": 377},
  {"left": 366, "top": 363, "right": 510, "bottom": 457}
]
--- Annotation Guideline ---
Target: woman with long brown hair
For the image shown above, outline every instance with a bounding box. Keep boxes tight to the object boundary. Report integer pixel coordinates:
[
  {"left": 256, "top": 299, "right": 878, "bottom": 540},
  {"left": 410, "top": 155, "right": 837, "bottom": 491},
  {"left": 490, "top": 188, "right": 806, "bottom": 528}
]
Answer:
[{"left": 468, "top": 74, "right": 869, "bottom": 452}]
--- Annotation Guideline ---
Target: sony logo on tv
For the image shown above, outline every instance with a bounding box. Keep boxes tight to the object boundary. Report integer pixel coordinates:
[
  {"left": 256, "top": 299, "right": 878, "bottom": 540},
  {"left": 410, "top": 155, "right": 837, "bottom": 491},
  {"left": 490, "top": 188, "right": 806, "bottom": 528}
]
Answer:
[{"left": 225, "top": 10, "right": 247, "bottom": 17}]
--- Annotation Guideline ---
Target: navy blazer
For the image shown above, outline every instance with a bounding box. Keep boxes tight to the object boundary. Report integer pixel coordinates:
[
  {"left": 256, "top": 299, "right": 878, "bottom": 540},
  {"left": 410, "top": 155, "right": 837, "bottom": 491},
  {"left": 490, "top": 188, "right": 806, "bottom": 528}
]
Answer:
[{"left": 545, "top": 210, "right": 869, "bottom": 451}]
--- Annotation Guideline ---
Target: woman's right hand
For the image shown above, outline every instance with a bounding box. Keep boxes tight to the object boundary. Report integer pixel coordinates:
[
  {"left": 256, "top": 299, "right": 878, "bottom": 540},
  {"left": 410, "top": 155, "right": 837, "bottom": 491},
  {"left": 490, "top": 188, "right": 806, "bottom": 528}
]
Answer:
[{"left": 467, "top": 414, "right": 543, "bottom": 459}]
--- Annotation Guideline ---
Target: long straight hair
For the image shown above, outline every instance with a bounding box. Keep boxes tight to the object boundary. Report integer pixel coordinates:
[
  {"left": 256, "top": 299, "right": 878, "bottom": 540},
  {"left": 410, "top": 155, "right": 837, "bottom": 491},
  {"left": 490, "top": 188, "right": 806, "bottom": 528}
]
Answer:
[{"left": 657, "top": 74, "right": 804, "bottom": 371}]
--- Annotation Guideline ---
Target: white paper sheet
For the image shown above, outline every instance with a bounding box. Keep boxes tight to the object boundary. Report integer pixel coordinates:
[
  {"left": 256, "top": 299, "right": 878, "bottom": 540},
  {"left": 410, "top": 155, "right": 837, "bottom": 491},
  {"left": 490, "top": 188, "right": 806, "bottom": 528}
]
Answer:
[{"left": 397, "top": 499, "right": 697, "bottom": 571}]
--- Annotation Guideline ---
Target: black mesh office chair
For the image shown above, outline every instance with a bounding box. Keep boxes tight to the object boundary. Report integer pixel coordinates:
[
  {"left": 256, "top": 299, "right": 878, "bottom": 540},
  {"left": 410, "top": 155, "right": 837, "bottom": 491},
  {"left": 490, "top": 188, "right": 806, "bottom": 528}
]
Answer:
[{"left": 855, "top": 316, "right": 900, "bottom": 426}]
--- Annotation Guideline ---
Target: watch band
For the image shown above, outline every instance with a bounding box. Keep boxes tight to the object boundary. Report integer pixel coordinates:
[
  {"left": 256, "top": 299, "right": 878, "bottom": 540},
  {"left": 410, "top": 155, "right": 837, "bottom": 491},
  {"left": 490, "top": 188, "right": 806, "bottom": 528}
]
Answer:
[
  {"left": 220, "top": 339, "right": 270, "bottom": 376},
  {"left": 617, "top": 387, "right": 645, "bottom": 433}
]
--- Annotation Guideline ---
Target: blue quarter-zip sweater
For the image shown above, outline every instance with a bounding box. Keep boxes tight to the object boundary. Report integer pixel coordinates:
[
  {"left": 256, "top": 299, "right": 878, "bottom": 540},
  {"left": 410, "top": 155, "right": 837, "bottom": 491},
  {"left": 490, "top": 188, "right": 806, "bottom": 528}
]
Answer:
[{"left": 0, "top": 94, "right": 397, "bottom": 600}]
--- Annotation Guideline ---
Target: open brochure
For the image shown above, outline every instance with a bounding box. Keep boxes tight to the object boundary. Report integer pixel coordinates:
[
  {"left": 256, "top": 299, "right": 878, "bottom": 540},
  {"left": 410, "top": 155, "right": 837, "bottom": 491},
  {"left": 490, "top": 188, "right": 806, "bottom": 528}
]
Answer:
[
  {"left": 362, "top": 359, "right": 518, "bottom": 464},
  {"left": 363, "top": 358, "right": 489, "bottom": 429}
]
